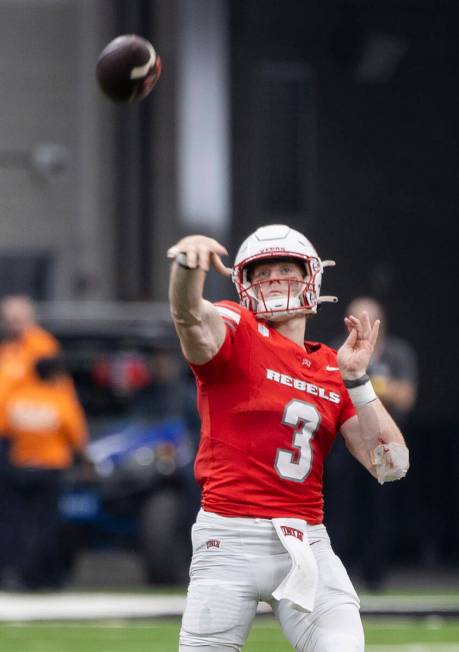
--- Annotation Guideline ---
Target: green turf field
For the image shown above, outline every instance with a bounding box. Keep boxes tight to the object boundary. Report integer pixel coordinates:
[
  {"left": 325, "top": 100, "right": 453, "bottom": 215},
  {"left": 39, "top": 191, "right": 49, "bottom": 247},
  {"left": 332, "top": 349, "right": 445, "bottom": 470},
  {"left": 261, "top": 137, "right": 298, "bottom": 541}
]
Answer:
[{"left": 1, "top": 618, "right": 458, "bottom": 651}]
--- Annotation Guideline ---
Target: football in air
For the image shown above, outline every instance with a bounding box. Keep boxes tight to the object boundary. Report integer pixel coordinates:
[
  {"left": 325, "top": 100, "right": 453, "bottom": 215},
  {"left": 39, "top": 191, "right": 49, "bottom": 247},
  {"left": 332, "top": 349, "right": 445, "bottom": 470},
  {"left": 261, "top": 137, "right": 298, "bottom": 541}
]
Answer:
[{"left": 96, "top": 34, "right": 162, "bottom": 103}]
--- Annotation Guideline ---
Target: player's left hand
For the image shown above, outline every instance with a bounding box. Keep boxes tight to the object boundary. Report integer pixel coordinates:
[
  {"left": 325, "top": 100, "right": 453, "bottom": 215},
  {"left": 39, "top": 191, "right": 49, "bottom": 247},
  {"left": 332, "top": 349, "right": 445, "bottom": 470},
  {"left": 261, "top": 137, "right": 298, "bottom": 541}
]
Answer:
[{"left": 337, "top": 311, "right": 380, "bottom": 380}]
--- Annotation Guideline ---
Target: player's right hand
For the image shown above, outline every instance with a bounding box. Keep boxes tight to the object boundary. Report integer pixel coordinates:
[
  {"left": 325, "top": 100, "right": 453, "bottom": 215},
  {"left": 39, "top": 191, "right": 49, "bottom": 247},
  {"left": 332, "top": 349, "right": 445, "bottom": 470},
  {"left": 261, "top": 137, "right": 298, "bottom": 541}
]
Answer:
[{"left": 167, "top": 235, "right": 232, "bottom": 277}]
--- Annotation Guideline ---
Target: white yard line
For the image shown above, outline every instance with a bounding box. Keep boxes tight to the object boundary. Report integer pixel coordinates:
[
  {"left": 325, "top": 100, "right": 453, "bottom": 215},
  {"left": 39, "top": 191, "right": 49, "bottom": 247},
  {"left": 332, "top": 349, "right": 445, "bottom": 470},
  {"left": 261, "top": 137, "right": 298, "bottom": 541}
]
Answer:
[
  {"left": 0, "top": 593, "right": 187, "bottom": 621},
  {"left": 0, "top": 591, "right": 457, "bottom": 622}
]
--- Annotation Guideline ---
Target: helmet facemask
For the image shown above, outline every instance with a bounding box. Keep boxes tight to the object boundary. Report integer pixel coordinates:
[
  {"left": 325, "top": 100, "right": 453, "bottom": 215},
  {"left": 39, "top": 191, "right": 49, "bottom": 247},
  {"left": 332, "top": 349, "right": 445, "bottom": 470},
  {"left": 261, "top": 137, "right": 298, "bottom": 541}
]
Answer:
[{"left": 234, "top": 255, "right": 323, "bottom": 321}]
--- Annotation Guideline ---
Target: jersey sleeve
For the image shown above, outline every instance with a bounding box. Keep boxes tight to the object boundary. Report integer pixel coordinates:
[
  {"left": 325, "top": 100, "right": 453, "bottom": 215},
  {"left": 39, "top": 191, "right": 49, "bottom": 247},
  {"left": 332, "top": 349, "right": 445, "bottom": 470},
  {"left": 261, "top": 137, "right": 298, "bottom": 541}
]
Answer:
[{"left": 188, "top": 301, "right": 243, "bottom": 383}]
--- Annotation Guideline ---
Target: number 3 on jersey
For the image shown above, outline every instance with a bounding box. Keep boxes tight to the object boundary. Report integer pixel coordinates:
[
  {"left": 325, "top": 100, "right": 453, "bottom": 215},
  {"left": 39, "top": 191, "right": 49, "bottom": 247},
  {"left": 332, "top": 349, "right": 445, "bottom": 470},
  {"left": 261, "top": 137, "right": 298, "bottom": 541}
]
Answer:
[{"left": 275, "top": 399, "right": 320, "bottom": 482}]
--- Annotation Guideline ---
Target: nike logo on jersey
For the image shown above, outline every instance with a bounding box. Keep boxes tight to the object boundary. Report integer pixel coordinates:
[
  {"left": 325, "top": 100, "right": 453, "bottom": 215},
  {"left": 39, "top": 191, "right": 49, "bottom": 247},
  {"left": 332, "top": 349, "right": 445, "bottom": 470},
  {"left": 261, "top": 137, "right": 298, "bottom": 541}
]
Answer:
[
  {"left": 266, "top": 368, "right": 341, "bottom": 404},
  {"left": 325, "top": 365, "right": 340, "bottom": 372}
]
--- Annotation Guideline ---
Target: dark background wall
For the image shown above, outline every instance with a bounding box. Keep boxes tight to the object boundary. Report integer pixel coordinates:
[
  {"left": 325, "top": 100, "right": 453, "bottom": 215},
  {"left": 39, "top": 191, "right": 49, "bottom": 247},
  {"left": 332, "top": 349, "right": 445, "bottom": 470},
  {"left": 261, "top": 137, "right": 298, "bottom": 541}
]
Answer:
[{"left": 230, "top": 1, "right": 459, "bottom": 430}]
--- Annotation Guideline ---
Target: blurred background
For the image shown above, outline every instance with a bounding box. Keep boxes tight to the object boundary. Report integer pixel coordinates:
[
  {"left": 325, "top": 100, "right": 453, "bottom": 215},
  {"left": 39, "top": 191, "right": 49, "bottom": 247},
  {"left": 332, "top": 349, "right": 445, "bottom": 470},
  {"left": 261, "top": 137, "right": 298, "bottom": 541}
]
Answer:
[{"left": 0, "top": 0, "right": 458, "bottom": 595}]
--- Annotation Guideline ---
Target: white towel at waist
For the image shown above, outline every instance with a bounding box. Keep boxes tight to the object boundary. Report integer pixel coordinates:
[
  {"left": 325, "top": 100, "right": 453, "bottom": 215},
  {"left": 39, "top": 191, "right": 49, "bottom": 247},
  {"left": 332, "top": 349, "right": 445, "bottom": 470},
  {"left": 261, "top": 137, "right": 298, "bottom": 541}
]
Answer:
[{"left": 271, "top": 517, "right": 319, "bottom": 613}]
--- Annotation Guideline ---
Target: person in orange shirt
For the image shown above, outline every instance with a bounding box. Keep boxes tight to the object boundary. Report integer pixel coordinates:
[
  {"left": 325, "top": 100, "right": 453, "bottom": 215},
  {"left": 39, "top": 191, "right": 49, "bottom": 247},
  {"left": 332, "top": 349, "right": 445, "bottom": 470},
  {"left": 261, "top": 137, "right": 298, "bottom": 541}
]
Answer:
[
  {"left": 0, "top": 355, "right": 88, "bottom": 590},
  {"left": 0, "top": 295, "right": 60, "bottom": 403},
  {"left": 0, "top": 296, "right": 61, "bottom": 588}
]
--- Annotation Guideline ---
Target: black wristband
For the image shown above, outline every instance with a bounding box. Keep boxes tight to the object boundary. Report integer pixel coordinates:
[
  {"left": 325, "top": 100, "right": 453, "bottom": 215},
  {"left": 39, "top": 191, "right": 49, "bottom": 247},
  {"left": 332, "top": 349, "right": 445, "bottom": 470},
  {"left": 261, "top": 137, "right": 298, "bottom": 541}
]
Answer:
[
  {"left": 175, "top": 252, "right": 193, "bottom": 270},
  {"left": 343, "top": 373, "right": 370, "bottom": 389}
]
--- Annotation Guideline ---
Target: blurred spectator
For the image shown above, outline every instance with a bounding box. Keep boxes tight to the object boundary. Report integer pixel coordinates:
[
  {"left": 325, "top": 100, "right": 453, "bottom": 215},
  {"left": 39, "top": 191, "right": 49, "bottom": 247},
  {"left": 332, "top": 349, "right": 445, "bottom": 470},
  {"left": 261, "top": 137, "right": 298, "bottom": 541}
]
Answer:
[
  {"left": 0, "top": 355, "right": 88, "bottom": 590},
  {"left": 0, "top": 295, "right": 60, "bottom": 401},
  {"left": 326, "top": 296, "right": 418, "bottom": 590},
  {"left": 346, "top": 298, "right": 417, "bottom": 424},
  {"left": 0, "top": 295, "right": 62, "bottom": 587}
]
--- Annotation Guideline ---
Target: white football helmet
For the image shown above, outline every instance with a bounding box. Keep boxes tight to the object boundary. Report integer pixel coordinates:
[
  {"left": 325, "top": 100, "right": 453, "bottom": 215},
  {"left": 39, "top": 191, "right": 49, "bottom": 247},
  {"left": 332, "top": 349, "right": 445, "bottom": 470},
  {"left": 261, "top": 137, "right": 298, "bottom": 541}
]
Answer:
[{"left": 232, "top": 224, "right": 337, "bottom": 320}]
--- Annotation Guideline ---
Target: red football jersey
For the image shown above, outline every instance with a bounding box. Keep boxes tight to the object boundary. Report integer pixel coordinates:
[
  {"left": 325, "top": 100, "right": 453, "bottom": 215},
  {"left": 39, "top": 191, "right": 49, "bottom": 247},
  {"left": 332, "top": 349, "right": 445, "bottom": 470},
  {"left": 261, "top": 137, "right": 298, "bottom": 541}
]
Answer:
[{"left": 190, "top": 301, "right": 356, "bottom": 524}]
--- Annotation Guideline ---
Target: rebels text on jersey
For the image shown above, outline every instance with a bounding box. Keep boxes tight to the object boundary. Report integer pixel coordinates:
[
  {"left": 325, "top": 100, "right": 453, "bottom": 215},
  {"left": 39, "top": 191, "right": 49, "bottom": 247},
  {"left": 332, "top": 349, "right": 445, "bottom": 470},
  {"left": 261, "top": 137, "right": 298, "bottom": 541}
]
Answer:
[{"left": 189, "top": 301, "right": 356, "bottom": 524}]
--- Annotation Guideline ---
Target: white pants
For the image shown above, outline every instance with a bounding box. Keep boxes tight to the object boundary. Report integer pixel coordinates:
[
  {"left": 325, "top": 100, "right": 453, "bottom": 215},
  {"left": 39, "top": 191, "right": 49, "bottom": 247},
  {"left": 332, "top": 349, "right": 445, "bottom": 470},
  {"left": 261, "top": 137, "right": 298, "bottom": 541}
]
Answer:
[{"left": 179, "top": 510, "right": 364, "bottom": 651}]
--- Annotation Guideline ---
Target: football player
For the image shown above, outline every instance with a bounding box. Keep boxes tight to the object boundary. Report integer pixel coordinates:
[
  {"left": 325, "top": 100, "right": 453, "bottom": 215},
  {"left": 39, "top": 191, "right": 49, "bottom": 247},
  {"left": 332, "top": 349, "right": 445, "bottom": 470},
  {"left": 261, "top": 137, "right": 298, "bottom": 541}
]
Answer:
[{"left": 167, "top": 225, "right": 409, "bottom": 652}]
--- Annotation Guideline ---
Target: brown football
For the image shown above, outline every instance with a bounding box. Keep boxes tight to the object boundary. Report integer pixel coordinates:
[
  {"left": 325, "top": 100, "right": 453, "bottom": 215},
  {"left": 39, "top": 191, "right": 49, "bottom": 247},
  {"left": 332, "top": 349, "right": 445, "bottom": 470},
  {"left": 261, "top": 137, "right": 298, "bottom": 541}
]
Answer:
[{"left": 96, "top": 34, "right": 162, "bottom": 103}]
